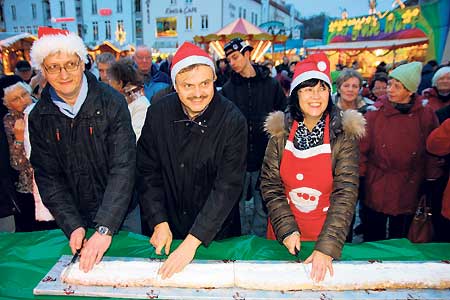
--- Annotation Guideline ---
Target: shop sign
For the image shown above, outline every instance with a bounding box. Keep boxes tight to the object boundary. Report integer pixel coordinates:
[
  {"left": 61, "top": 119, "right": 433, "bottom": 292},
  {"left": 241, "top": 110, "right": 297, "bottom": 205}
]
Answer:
[
  {"left": 52, "top": 17, "right": 75, "bottom": 23},
  {"left": 99, "top": 8, "right": 112, "bottom": 16},
  {"left": 327, "top": 6, "right": 423, "bottom": 42},
  {"left": 164, "top": 6, "right": 197, "bottom": 15}
]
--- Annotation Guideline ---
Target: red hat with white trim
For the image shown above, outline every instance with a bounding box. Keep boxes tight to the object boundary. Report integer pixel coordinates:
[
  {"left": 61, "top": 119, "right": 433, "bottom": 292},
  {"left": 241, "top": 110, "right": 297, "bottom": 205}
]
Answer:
[
  {"left": 290, "top": 53, "right": 331, "bottom": 96},
  {"left": 171, "top": 42, "right": 215, "bottom": 84}
]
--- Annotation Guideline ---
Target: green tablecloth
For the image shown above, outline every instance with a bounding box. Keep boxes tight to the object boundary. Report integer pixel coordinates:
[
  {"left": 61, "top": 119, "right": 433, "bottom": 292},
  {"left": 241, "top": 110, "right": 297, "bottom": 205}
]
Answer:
[{"left": 1, "top": 229, "right": 450, "bottom": 300}]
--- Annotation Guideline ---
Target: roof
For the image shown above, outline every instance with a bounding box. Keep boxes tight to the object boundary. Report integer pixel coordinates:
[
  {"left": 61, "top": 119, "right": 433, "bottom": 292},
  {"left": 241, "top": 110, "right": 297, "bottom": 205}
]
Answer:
[
  {"left": 0, "top": 32, "right": 36, "bottom": 48},
  {"left": 306, "top": 37, "right": 428, "bottom": 51},
  {"left": 215, "top": 18, "right": 268, "bottom": 35}
]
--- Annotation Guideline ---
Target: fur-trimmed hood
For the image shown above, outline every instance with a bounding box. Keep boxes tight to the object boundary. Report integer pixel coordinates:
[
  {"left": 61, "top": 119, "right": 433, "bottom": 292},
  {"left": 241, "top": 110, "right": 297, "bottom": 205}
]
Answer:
[{"left": 264, "top": 107, "right": 366, "bottom": 140}]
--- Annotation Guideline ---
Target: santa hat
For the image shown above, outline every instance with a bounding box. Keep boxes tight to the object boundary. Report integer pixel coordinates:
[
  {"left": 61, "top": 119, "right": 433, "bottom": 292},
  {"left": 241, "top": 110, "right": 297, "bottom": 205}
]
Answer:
[
  {"left": 30, "top": 26, "right": 88, "bottom": 71},
  {"left": 290, "top": 53, "right": 331, "bottom": 96},
  {"left": 171, "top": 42, "right": 215, "bottom": 84}
]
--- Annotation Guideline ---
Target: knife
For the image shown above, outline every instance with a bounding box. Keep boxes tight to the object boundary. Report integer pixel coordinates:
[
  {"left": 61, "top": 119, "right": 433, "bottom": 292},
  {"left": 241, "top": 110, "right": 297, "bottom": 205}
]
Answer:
[
  {"left": 61, "top": 249, "right": 81, "bottom": 282},
  {"left": 294, "top": 246, "right": 310, "bottom": 280}
]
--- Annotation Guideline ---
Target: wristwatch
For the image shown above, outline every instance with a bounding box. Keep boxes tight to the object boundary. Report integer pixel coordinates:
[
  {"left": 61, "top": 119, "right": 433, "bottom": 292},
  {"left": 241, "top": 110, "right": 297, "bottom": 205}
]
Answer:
[{"left": 96, "top": 225, "right": 112, "bottom": 236}]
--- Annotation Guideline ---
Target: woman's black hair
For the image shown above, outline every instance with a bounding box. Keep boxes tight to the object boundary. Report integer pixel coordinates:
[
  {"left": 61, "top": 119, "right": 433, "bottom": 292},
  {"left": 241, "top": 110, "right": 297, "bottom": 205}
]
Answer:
[
  {"left": 288, "top": 78, "right": 333, "bottom": 122},
  {"left": 107, "top": 58, "right": 143, "bottom": 88}
]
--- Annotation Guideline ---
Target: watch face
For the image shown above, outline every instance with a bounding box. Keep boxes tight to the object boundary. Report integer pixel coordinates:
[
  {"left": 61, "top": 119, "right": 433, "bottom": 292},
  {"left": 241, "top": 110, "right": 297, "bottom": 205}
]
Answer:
[{"left": 97, "top": 226, "right": 110, "bottom": 235}]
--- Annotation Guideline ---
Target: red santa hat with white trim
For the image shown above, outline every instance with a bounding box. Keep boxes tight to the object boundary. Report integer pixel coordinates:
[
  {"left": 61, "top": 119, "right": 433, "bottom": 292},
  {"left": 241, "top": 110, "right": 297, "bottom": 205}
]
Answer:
[
  {"left": 30, "top": 26, "right": 88, "bottom": 72},
  {"left": 171, "top": 42, "right": 215, "bottom": 84},
  {"left": 290, "top": 53, "right": 331, "bottom": 95}
]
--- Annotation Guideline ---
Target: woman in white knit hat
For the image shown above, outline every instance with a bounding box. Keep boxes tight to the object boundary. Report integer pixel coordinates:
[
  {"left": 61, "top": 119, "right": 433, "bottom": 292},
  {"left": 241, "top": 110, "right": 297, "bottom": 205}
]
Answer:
[
  {"left": 422, "top": 66, "right": 450, "bottom": 112},
  {"left": 360, "top": 62, "right": 443, "bottom": 242}
]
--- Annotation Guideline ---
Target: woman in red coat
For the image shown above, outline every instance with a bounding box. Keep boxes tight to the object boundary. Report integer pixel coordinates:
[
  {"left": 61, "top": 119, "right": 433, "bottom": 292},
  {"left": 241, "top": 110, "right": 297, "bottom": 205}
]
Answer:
[
  {"left": 426, "top": 119, "right": 450, "bottom": 221},
  {"left": 360, "top": 62, "right": 442, "bottom": 241}
]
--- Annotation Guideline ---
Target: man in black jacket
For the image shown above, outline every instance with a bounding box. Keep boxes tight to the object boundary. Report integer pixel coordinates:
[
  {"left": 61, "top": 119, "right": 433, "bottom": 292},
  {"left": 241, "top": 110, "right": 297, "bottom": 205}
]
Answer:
[
  {"left": 221, "top": 38, "right": 286, "bottom": 237},
  {"left": 137, "top": 42, "right": 247, "bottom": 279},
  {"left": 28, "top": 28, "right": 136, "bottom": 272}
]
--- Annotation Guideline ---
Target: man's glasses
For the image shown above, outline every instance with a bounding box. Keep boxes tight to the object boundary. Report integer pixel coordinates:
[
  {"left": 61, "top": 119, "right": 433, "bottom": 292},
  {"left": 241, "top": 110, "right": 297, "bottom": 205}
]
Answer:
[{"left": 43, "top": 59, "right": 81, "bottom": 74}]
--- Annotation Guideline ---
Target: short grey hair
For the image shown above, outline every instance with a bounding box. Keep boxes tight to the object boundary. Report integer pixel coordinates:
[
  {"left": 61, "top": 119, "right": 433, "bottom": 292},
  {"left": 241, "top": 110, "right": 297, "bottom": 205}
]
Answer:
[
  {"left": 96, "top": 52, "right": 115, "bottom": 65},
  {"left": 336, "top": 68, "right": 364, "bottom": 89}
]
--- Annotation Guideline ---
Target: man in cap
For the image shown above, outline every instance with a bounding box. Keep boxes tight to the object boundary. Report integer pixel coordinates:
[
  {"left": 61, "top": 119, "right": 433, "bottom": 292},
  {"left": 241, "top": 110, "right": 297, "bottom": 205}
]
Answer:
[
  {"left": 28, "top": 27, "right": 136, "bottom": 272},
  {"left": 137, "top": 42, "right": 247, "bottom": 279},
  {"left": 14, "top": 60, "right": 33, "bottom": 83},
  {"left": 221, "top": 38, "right": 286, "bottom": 237}
]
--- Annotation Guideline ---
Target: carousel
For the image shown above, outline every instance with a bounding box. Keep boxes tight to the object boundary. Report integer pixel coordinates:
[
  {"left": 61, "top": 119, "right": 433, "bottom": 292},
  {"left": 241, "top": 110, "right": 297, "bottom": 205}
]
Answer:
[
  {"left": 0, "top": 32, "right": 37, "bottom": 75},
  {"left": 193, "top": 18, "right": 288, "bottom": 62}
]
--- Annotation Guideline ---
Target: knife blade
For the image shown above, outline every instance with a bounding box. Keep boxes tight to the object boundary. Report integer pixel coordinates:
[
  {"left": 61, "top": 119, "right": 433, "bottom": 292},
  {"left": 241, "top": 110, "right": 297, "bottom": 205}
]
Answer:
[
  {"left": 61, "top": 249, "right": 81, "bottom": 282},
  {"left": 294, "top": 246, "right": 310, "bottom": 280}
]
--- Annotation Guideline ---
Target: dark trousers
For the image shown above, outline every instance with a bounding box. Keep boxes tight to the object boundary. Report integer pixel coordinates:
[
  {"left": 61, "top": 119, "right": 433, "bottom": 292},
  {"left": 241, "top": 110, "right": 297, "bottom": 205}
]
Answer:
[{"left": 362, "top": 206, "right": 414, "bottom": 242}]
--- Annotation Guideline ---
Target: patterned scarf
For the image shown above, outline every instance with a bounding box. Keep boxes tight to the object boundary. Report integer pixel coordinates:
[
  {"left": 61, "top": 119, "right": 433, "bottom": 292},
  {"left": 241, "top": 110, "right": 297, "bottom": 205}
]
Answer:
[{"left": 293, "top": 115, "right": 326, "bottom": 150}]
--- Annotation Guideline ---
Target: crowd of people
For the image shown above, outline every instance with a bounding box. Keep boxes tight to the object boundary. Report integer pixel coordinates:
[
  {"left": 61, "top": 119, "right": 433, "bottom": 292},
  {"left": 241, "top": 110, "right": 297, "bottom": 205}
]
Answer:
[{"left": 1, "top": 26, "right": 450, "bottom": 282}]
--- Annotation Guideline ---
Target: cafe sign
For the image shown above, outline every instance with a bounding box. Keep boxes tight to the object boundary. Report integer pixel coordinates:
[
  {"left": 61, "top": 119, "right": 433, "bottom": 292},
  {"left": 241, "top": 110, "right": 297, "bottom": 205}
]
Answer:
[{"left": 165, "top": 6, "right": 198, "bottom": 14}]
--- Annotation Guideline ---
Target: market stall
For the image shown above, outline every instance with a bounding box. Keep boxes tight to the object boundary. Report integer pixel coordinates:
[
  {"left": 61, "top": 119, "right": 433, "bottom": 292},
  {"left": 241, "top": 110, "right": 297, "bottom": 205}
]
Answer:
[
  {"left": 306, "top": 3, "right": 447, "bottom": 78},
  {"left": 193, "top": 18, "right": 288, "bottom": 63},
  {"left": 0, "top": 32, "right": 37, "bottom": 75},
  {"left": 87, "top": 41, "right": 135, "bottom": 61},
  {"left": 1, "top": 230, "right": 450, "bottom": 299}
]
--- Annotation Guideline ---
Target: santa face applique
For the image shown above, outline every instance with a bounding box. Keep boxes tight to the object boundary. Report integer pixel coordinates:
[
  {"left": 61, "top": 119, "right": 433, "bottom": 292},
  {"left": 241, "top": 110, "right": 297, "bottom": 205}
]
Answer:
[{"left": 288, "top": 186, "right": 322, "bottom": 213}]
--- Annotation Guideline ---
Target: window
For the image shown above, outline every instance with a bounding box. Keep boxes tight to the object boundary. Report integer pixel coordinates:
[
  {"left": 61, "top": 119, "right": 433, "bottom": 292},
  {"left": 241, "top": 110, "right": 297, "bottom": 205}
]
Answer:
[
  {"left": 117, "top": 0, "right": 123, "bottom": 13},
  {"left": 27, "top": 26, "right": 32, "bottom": 33},
  {"left": 13, "top": 26, "right": 18, "bottom": 32},
  {"left": 61, "top": 23, "right": 67, "bottom": 30},
  {"left": 33, "top": 25, "right": 38, "bottom": 34},
  {"left": 185, "top": 16, "right": 192, "bottom": 31},
  {"left": 117, "top": 20, "right": 124, "bottom": 31},
  {"left": 32, "top": 4, "right": 37, "bottom": 19},
  {"left": 93, "top": 21, "right": 98, "bottom": 40},
  {"left": 201, "top": 15, "right": 208, "bottom": 29},
  {"left": 255, "top": 14, "right": 258, "bottom": 25},
  {"left": 11, "top": 5, "right": 16, "bottom": 20},
  {"left": 170, "top": 0, "right": 176, "bottom": 4},
  {"left": 105, "top": 20, "right": 111, "bottom": 39},
  {"left": 92, "top": 0, "right": 97, "bottom": 15},
  {"left": 20, "top": 26, "right": 25, "bottom": 32},
  {"left": 60, "top": 0, "right": 66, "bottom": 17},
  {"left": 156, "top": 17, "right": 177, "bottom": 37},
  {"left": 185, "top": 0, "right": 192, "bottom": 4},
  {"left": 243, "top": 9, "right": 246, "bottom": 19},
  {"left": 135, "top": 20, "right": 143, "bottom": 39},
  {"left": 238, "top": 7, "right": 242, "bottom": 18},
  {"left": 135, "top": 0, "right": 141, "bottom": 12}
]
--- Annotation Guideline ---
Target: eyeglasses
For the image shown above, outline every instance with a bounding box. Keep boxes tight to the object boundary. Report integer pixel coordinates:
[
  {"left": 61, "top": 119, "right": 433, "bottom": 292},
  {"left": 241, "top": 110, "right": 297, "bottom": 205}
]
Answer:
[
  {"left": 299, "top": 86, "right": 329, "bottom": 96},
  {"left": 134, "top": 55, "right": 152, "bottom": 61},
  {"left": 43, "top": 59, "right": 81, "bottom": 74}
]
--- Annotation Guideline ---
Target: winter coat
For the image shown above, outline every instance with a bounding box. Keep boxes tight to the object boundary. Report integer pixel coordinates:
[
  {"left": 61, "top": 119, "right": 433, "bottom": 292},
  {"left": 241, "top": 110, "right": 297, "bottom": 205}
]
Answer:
[
  {"left": 28, "top": 72, "right": 136, "bottom": 237},
  {"left": 426, "top": 119, "right": 450, "bottom": 220},
  {"left": 260, "top": 106, "right": 366, "bottom": 259},
  {"left": 221, "top": 64, "right": 286, "bottom": 171},
  {"left": 143, "top": 64, "right": 171, "bottom": 102},
  {"left": 0, "top": 120, "right": 19, "bottom": 218},
  {"left": 422, "top": 87, "right": 450, "bottom": 112},
  {"left": 137, "top": 92, "right": 247, "bottom": 246},
  {"left": 360, "top": 96, "right": 442, "bottom": 216}
]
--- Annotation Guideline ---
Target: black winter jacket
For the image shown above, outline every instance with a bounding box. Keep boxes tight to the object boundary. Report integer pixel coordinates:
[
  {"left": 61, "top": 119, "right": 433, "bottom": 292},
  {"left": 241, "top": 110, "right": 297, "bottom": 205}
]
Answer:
[
  {"left": 137, "top": 92, "right": 247, "bottom": 246},
  {"left": 0, "top": 120, "right": 18, "bottom": 218},
  {"left": 221, "top": 64, "right": 286, "bottom": 171},
  {"left": 29, "top": 72, "right": 136, "bottom": 237}
]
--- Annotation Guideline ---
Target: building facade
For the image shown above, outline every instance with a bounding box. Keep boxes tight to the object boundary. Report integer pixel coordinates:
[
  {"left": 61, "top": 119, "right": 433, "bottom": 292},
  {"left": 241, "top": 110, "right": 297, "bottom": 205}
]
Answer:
[{"left": 2, "top": 0, "right": 301, "bottom": 52}]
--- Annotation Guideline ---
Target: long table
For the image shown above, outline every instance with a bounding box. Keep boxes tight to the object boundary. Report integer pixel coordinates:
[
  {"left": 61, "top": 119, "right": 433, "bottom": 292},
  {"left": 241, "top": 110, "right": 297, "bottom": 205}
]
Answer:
[{"left": 1, "top": 229, "right": 450, "bottom": 300}]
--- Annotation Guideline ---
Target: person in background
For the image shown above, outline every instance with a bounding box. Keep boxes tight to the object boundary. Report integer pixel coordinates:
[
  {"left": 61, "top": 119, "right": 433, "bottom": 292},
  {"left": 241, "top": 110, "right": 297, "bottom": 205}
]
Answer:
[
  {"left": 0, "top": 75, "right": 23, "bottom": 120},
  {"left": 29, "top": 70, "right": 47, "bottom": 100},
  {"left": 261, "top": 53, "right": 365, "bottom": 282},
  {"left": 215, "top": 58, "right": 231, "bottom": 88},
  {"left": 159, "top": 54, "right": 173, "bottom": 76},
  {"left": 14, "top": 60, "right": 33, "bottom": 84},
  {"left": 426, "top": 118, "right": 450, "bottom": 242},
  {"left": 360, "top": 62, "right": 442, "bottom": 242},
  {"left": 221, "top": 38, "right": 286, "bottom": 237},
  {"left": 422, "top": 66, "right": 450, "bottom": 112},
  {"left": 418, "top": 60, "right": 439, "bottom": 94},
  {"left": 137, "top": 42, "right": 247, "bottom": 279},
  {"left": 0, "top": 116, "right": 20, "bottom": 232},
  {"left": 367, "top": 73, "right": 388, "bottom": 102},
  {"left": 333, "top": 68, "right": 374, "bottom": 114},
  {"left": 28, "top": 27, "right": 136, "bottom": 272},
  {"left": 276, "top": 56, "right": 290, "bottom": 74},
  {"left": 133, "top": 45, "right": 171, "bottom": 102},
  {"left": 96, "top": 52, "right": 116, "bottom": 83}
]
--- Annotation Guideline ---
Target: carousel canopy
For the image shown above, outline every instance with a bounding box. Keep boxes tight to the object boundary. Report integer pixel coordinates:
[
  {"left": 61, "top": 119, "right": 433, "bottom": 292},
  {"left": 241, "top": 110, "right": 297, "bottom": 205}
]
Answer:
[
  {"left": 194, "top": 18, "right": 287, "bottom": 61},
  {"left": 307, "top": 37, "right": 428, "bottom": 51}
]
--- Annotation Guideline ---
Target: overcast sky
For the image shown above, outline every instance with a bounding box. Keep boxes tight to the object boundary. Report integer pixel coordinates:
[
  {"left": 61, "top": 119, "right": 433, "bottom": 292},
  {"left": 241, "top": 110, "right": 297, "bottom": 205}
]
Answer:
[{"left": 286, "top": 0, "right": 399, "bottom": 18}]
